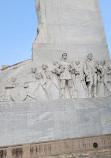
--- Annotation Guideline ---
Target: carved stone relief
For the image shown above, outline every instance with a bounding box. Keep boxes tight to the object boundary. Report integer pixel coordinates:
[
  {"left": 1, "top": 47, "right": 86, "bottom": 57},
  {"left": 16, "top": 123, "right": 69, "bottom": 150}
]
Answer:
[
  {"left": 0, "top": 53, "right": 111, "bottom": 102},
  {"left": 41, "top": 64, "right": 60, "bottom": 99},
  {"left": 83, "top": 53, "right": 97, "bottom": 97},
  {"left": 5, "top": 77, "right": 28, "bottom": 102},
  {"left": 74, "top": 59, "right": 88, "bottom": 98},
  {"left": 26, "top": 67, "right": 43, "bottom": 100}
]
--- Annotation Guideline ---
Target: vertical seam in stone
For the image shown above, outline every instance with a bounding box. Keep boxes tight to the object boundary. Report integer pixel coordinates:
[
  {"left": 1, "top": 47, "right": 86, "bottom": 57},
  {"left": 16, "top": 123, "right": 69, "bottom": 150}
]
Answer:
[
  {"left": 98, "top": 108, "right": 103, "bottom": 135},
  {"left": 44, "top": 0, "right": 48, "bottom": 42},
  {"left": 76, "top": 108, "right": 80, "bottom": 138},
  {"left": 50, "top": 0, "right": 54, "bottom": 43},
  {"left": 57, "top": 0, "right": 62, "bottom": 48},
  {"left": 52, "top": 111, "right": 55, "bottom": 140},
  {"left": 26, "top": 112, "right": 28, "bottom": 144}
]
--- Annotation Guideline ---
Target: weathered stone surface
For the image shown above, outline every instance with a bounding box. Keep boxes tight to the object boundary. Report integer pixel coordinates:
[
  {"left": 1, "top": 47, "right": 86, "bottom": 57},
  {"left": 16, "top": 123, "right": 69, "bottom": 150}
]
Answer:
[
  {"left": 0, "top": 96, "right": 111, "bottom": 147},
  {"left": 0, "top": 0, "right": 111, "bottom": 150},
  {"left": 0, "top": 134, "right": 111, "bottom": 158},
  {"left": 0, "top": 53, "right": 111, "bottom": 102}
]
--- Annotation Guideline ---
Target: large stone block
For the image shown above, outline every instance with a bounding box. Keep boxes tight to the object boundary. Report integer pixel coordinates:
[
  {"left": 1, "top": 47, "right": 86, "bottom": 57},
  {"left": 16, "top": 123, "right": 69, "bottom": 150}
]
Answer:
[{"left": 0, "top": 97, "right": 111, "bottom": 147}]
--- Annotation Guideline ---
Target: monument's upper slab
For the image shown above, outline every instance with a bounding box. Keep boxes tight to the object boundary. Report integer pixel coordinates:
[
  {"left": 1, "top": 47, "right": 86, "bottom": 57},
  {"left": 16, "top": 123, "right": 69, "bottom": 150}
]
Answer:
[{"left": 33, "top": 0, "right": 110, "bottom": 62}]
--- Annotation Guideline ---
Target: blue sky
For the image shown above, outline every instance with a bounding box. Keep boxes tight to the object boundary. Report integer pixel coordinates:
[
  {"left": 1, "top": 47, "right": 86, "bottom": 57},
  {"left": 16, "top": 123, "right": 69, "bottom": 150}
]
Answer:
[{"left": 0, "top": 0, "right": 111, "bottom": 68}]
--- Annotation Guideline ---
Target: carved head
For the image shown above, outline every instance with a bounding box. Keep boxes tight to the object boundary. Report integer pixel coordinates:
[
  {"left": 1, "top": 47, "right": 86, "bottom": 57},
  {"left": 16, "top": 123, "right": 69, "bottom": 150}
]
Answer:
[
  {"left": 100, "top": 60, "right": 105, "bottom": 66},
  {"left": 53, "top": 61, "right": 59, "bottom": 67},
  {"left": 87, "top": 53, "right": 93, "bottom": 61},
  {"left": 12, "top": 77, "right": 16, "bottom": 83},
  {"left": 75, "top": 59, "right": 80, "bottom": 65},
  {"left": 31, "top": 67, "right": 37, "bottom": 73},
  {"left": 62, "top": 53, "right": 67, "bottom": 60},
  {"left": 42, "top": 64, "right": 48, "bottom": 70}
]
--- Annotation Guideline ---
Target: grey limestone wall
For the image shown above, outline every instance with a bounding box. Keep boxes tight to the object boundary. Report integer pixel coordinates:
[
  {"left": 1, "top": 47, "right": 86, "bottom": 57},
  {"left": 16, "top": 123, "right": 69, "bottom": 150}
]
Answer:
[{"left": 0, "top": 97, "right": 111, "bottom": 147}]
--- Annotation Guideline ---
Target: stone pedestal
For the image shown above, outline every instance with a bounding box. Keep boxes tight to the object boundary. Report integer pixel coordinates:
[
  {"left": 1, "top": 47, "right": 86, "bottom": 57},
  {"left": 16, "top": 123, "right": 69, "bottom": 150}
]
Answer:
[
  {"left": 0, "top": 0, "right": 111, "bottom": 155},
  {"left": 0, "top": 134, "right": 111, "bottom": 158},
  {"left": 0, "top": 97, "right": 111, "bottom": 147}
]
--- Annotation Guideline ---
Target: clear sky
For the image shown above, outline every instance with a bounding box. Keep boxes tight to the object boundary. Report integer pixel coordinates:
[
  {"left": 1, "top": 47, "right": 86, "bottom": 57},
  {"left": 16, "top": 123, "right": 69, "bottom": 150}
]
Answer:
[{"left": 0, "top": 0, "right": 111, "bottom": 68}]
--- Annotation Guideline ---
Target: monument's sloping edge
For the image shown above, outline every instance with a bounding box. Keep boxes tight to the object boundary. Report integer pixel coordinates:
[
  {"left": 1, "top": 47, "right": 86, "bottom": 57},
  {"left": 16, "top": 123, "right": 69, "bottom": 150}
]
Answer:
[{"left": 0, "top": 59, "right": 31, "bottom": 72}]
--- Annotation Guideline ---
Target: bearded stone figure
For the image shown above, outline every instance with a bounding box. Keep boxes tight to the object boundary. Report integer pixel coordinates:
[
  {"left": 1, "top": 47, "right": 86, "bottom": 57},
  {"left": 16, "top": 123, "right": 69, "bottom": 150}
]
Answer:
[
  {"left": 84, "top": 53, "right": 97, "bottom": 98},
  {"left": 59, "top": 53, "right": 74, "bottom": 99}
]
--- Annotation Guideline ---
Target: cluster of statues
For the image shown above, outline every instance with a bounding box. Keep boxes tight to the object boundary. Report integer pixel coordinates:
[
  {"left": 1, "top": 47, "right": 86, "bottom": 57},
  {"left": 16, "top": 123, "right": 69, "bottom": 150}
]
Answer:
[
  {"left": 31, "top": 53, "right": 111, "bottom": 100},
  {"left": 1, "top": 53, "right": 111, "bottom": 102}
]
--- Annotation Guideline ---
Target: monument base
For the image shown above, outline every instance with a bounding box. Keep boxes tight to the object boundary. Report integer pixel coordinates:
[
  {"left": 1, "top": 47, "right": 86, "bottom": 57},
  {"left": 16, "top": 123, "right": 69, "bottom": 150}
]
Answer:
[
  {"left": 0, "top": 96, "right": 111, "bottom": 147},
  {"left": 0, "top": 134, "right": 111, "bottom": 158}
]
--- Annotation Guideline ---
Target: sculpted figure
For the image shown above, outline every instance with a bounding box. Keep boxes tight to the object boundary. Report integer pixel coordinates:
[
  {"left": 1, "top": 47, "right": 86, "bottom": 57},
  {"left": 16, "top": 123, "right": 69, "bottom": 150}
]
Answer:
[
  {"left": 59, "top": 53, "right": 74, "bottom": 99},
  {"left": 74, "top": 60, "right": 88, "bottom": 98},
  {"left": 5, "top": 77, "right": 28, "bottom": 102},
  {"left": 31, "top": 67, "right": 42, "bottom": 80},
  {"left": 96, "top": 61, "right": 105, "bottom": 97},
  {"left": 53, "top": 61, "right": 62, "bottom": 90},
  {"left": 42, "top": 64, "right": 60, "bottom": 99},
  {"left": 84, "top": 53, "right": 97, "bottom": 97},
  {"left": 11, "top": 77, "right": 19, "bottom": 87},
  {"left": 53, "top": 61, "right": 62, "bottom": 76},
  {"left": 41, "top": 64, "right": 53, "bottom": 99},
  {"left": 102, "top": 60, "right": 111, "bottom": 94},
  {"left": 28, "top": 67, "right": 43, "bottom": 99}
]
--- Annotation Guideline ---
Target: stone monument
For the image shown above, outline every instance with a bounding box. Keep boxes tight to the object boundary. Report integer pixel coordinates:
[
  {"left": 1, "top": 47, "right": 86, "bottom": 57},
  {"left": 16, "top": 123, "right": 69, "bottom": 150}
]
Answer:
[{"left": 0, "top": 0, "right": 111, "bottom": 157}]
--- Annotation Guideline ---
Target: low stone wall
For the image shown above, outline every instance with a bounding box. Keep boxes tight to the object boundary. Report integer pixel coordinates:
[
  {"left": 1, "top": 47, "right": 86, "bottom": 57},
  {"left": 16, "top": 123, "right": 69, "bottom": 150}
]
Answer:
[{"left": 0, "top": 134, "right": 111, "bottom": 158}]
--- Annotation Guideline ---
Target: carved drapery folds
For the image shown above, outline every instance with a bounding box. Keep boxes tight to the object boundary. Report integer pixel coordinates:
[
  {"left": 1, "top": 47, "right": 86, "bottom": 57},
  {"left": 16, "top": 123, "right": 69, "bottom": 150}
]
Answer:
[
  {"left": 0, "top": 53, "right": 111, "bottom": 102},
  {"left": 83, "top": 54, "right": 111, "bottom": 98}
]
